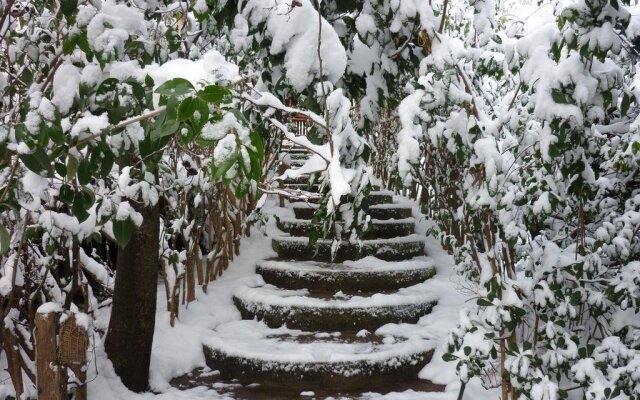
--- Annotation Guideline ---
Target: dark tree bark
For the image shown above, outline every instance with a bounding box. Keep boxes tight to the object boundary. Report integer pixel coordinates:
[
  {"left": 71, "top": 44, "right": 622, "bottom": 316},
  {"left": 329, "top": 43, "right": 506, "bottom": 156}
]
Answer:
[{"left": 105, "top": 203, "right": 160, "bottom": 392}]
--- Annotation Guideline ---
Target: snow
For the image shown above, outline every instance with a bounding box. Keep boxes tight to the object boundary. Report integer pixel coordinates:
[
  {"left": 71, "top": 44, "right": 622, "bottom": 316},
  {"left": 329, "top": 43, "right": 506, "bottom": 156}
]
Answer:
[
  {"left": 37, "top": 302, "right": 64, "bottom": 314},
  {"left": 203, "top": 319, "right": 436, "bottom": 364},
  {"left": 244, "top": 0, "right": 347, "bottom": 91},
  {"left": 234, "top": 280, "right": 438, "bottom": 310},
  {"left": 257, "top": 257, "right": 434, "bottom": 273},
  {"left": 52, "top": 64, "right": 80, "bottom": 114},
  {"left": 148, "top": 49, "right": 240, "bottom": 91},
  {"left": 87, "top": 4, "right": 147, "bottom": 55}
]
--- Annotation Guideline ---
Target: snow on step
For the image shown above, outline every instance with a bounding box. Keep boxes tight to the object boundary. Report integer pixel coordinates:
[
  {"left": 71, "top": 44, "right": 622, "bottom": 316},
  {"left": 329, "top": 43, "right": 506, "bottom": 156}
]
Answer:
[
  {"left": 256, "top": 256, "right": 436, "bottom": 291},
  {"left": 292, "top": 202, "right": 412, "bottom": 220},
  {"left": 202, "top": 320, "right": 435, "bottom": 389},
  {"left": 288, "top": 190, "right": 393, "bottom": 205},
  {"left": 272, "top": 234, "right": 425, "bottom": 262},
  {"left": 276, "top": 217, "right": 415, "bottom": 239},
  {"left": 232, "top": 280, "right": 438, "bottom": 331}
]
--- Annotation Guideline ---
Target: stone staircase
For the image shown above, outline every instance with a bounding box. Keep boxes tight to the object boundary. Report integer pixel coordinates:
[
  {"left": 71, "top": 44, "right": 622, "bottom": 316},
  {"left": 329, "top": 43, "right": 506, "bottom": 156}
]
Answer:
[{"left": 201, "top": 146, "right": 443, "bottom": 397}]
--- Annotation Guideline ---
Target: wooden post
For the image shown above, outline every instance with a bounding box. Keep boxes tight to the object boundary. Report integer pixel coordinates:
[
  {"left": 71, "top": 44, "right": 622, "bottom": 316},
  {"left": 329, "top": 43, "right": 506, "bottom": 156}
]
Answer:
[
  {"left": 35, "top": 309, "right": 64, "bottom": 400},
  {"left": 2, "top": 325, "right": 24, "bottom": 398}
]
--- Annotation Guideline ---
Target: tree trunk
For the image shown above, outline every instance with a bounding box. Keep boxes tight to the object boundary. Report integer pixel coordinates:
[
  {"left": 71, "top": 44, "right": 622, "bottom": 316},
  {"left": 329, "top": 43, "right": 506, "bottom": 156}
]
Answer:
[{"left": 105, "top": 203, "right": 160, "bottom": 392}]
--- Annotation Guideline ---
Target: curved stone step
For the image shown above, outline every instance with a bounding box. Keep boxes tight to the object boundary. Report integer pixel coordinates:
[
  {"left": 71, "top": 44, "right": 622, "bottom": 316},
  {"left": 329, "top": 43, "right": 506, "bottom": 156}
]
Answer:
[
  {"left": 288, "top": 190, "right": 394, "bottom": 206},
  {"left": 203, "top": 320, "right": 435, "bottom": 390},
  {"left": 292, "top": 202, "right": 412, "bottom": 220},
  {"left": 276, "top": 217, "right": 414, "bottom": 239},
  {"left": 283, "top": 183, "right": 321, "bottom": 192},
  {"left": 289, "top": 153, "right": 309, "bottom": 160},
  {"left": 232, "top": 282, "right": 437, "bottom": 331},
  {"left": 272, "top": 234, "right": 424, "bottom": 262},
  {"left": 256, "top": 257, "right": 435, "bottom": 292}
]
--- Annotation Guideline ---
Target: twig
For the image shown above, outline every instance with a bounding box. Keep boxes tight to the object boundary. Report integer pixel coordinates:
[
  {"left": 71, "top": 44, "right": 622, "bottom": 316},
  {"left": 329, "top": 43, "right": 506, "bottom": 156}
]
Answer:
[
  {"left": 76, "top": 106, "right": 167, "bottom": 146},
  {"left": 439, "top": 0, "right": 449, "bottom": 33}
]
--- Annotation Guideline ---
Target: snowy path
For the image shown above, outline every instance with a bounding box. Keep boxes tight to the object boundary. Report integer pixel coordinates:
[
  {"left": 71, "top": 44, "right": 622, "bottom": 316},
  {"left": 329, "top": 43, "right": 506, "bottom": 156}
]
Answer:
[{"left": 78, "top": 147, "right": 498, "bottom": 399}]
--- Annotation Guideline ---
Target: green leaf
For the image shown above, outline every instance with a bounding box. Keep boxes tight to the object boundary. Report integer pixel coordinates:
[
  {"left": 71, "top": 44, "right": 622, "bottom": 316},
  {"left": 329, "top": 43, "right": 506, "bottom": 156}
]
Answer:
[
  {"left": 100, "top": 147, "right": 114, "bottom": 178},
  {"left": 551, "top": 88, "right": 568, "bottom": 104},
  {"left": 194, "top": 98, "right": 210, "bottom": 129},
  {"left": 155, "top": 78, "right": 195, "bottom": 97},
  {"left": 211, "top": 153, "right": 237, "bottom": 181},
  {"left": 20, "top": 148, "right": 52, "bottom": 176},
  {"left": 177, "top": 97, "right": 198, "bottom": 121},
  {"left": 60, "top": 0, "right": 76, "bottom": 18},
  {"left": 59, "top": 184, "right": 75, "bottom": 205},
  {"left": 198, "top": 85, "right": 231, "bottom": 104},
  {"left": 477, "top": 298, "right": 492, "bottom": 307},
  {"left": 621, "top": 93, "right": 631, "bottom": 115},
  {"left": 73, "top": 195, "right": 90, "bottom": 222},
  {"left": 67, "top": 155, "right": 79, "bottom": 181},
  {"left": 113, "top": 218, "right": 134, "bottom": 248},
  {"left": 441, "top": 353, "right": 457, "bottom": 362},
  {"left": 77, "top": 159, "right": 92, "bottom": 185},
  {"left": 0, "top": 225, "right": 10, "bottom": 256},
  {"left": 249, "top": 130, "right": 264, "bottom": 159},
  {"left": 154, "top": 120, "right": 180, "bottom": 141},
  {"left": 145, "top": 74, "right": 155, "bottom": 88},
  {"left": 62, "top": 35, "right": 77, "bottom": 55}
]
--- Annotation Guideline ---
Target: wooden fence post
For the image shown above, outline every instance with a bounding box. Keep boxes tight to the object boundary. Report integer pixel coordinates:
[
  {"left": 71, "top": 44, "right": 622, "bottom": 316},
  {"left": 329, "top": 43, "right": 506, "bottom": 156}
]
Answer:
[{"left": 35, "top": 309, "right": 65, "bottom": 400}]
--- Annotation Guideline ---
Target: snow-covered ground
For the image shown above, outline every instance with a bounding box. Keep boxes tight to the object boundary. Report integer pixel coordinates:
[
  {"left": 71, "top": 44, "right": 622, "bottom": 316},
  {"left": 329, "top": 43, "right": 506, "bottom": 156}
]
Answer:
[
  {"left": 74, "top": 195, "right": 498, "bottom": 399},
  {"left": 0, "top": 194, "right": 499, "bottom": 399}
]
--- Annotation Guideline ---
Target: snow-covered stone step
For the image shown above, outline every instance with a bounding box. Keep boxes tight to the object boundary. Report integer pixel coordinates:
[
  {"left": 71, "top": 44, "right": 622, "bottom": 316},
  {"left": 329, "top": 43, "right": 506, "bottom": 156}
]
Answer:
[
  {"left": 283, "top": 183, "right": 321, "bottom": 192},
  {"left": 287, "top": 158, "right": 306, "bottom": 167},
  {"left": 282, "top": 176, "right": 318, "bottom": 184},
  {"left": 202, "top": 320, "right": 435, "bottom": 389},
  {"left": 277, "top": 217, "right": 415, "bottom": 239},
  {"left": 272, "top": 234, "right": 425, "bottom": 262},
  {"left": 288, "top": 190, "right": 393, "bottom": 206},
  {"left": 256, "top": 257, "right": 435, "bottom": 292},
  {"left": 232, "top": 281, "right": 437, "bottom": 331},
  {"left": 292, "top": 202, "right": 412, "bottom": 220},
  {"left": 289, "top": 153, "right": 309, "bottom": 160}
]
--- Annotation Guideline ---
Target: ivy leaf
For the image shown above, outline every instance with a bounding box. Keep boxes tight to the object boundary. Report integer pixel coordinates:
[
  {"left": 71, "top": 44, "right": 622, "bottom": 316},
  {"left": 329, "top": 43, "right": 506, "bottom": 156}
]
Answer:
[
  {"left": 113, "top": 218, "right": 134, "bottom": 248},
  {"left": 0, "top": 225, "right": 10, "bottom": 256},
  {"left": 20, "top": 148, "right": 52, "bottom": 177}
]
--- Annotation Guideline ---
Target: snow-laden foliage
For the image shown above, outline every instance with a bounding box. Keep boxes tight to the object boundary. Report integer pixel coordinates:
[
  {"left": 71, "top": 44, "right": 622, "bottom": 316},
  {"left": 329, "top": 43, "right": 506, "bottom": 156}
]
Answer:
[
  {"left": 394, "top": 0, "right": 640, "bottom": 398},
  {"left": 3, "top": 0, "right": 640, "bottom": 398}
]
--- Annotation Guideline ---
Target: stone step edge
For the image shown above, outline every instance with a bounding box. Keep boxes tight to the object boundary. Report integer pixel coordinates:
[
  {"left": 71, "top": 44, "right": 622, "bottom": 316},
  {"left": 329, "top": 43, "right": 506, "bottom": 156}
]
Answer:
[
  {"left": 255, "top": 258, "right": 433, "bottom": 274},
  {"left": 272, "top": 235, "right": 425, "bottom": 262},
  {"left": 233, "top": 283, "right": 438, "bottom": 310},
  {"left": 203, "top": 342, "right": 434, "bottom": 389},
  {"left": 203, "top": 335, "right": 435, "bottom": 364},
  {"left": 256, "top": 260, "right": 436, "bottom": 292}
]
